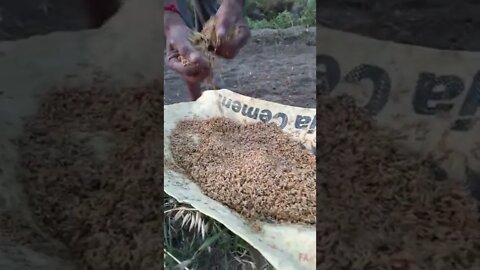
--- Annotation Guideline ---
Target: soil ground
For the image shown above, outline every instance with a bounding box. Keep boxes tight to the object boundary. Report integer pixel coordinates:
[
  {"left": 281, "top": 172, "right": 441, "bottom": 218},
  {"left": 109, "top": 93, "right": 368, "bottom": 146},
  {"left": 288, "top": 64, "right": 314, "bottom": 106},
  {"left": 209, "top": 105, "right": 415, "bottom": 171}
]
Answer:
[
  {"left": 0, "top": 0, "right": 120, "bottom": 41},
  {"left": 0, "top": 1, "right": 317, "bottom": 107},
  {"left": 164, "top": 27, "right": 316, "bottom": 107},
  {"left": 2, "top": 0, "right": 478, "bottom": 269},
  {"left": 318, "top": 0, "right": 480, "bottom": 51}
]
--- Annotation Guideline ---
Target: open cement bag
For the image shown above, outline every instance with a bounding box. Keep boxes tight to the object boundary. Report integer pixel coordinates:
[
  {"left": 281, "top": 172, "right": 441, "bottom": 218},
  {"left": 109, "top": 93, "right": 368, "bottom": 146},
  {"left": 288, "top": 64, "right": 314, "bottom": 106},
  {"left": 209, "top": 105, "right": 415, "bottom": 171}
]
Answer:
[
  {"left": 0, "top": 0, "right": 164, "bottom": 269},
  {"left": 317, "top": 26, "right": 480, "bottom": 199},
  {"left": 164, "top": 89, "right": 316, "bottom": 270}
]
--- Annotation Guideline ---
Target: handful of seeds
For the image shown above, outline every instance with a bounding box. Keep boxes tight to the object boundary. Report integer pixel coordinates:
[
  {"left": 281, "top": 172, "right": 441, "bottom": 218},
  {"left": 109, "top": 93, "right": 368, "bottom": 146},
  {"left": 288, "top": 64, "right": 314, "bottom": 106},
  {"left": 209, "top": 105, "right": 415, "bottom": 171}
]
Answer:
[{"left": 179, "top": 16, "right": 237, "bottom": 89}]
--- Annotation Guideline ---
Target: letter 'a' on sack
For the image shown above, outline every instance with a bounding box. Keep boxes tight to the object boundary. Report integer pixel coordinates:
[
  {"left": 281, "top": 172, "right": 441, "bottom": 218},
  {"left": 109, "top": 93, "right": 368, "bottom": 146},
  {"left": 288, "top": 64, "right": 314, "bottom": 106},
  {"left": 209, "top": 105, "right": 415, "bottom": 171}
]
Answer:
[
  {"left": 164, "top": 90, "right": 316, "bottom": 270},
  {"left": 317, "top": 26, "right": 480, "bottom": 195},
  {"left": 316, "top": 26, "right": 480, "bottom": 269}
]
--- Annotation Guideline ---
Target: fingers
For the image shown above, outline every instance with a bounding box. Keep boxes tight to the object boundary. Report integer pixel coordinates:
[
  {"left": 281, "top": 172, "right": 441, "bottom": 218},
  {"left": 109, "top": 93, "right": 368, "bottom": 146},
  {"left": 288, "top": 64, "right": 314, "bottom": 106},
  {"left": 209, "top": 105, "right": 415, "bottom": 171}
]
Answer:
[
  {"left": 176, "top": 44, "right": 209, "bottom": 67},
  {"left": 169, "top": 59, "right": 211, "bottom": 84},
  {"left": 215, "top": 19, "right": 245, "bottom": 46},
  {"left": 214, "top": 9, "right": 250, "bottom": 59},
  {"left": 168, "top": 54, "right": 209, "bottom": 77},
  {"left": 215, "top": 10, "right": 233, "bottom": 39},
  {"left": 233, "top": 25, "right": 251, "bottom": 50},
  {"left": 227, "top": 25, "right": 250, "bottom": 55},
  {"left": 215, "top": 26, "right": 251, "bottom": 59},
  {"left": 167, "top": 43, "right": 211, "bottom": 83},
  {"left": 216, "top": 25, "right": 227, "bottom": 40}
]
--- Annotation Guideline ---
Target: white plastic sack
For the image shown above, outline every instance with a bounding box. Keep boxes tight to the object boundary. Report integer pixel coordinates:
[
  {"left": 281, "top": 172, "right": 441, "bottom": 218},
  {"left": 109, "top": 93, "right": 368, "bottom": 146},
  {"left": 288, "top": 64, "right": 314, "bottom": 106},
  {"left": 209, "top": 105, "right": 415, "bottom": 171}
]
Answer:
[
  {"left": 164, "top": 89, "right": 316, "bottom": 270},
  {"left": 317, "top": 26, "right": 480, "bottom": 199}
]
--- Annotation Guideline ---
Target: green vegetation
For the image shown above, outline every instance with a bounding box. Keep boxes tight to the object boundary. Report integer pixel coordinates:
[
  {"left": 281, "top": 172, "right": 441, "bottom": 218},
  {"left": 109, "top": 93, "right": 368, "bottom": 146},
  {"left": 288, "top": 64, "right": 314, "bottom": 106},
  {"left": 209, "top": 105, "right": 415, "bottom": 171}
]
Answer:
[
  {"left": 164, "top": 194, "right": 273, "bottom": 269},
  {"left": 246, "top": 0, "right": 316, "bottom": 29},
  {"left": 164, "top": 1, "right": 316, "bottom": 269}
]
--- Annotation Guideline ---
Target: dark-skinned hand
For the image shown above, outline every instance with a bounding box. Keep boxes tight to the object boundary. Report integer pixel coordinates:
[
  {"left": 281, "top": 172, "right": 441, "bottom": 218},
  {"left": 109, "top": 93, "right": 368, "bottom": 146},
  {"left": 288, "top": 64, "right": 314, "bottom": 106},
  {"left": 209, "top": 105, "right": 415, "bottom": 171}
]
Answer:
[
  {"left": 165, "top": 24, "right": 211, "bottom": 84},
  {"left": 214, "top": 0, "right": 251, "bottom": 59},
  {"left": 165, "top": 11, "right": 210, "bottom": 99}
]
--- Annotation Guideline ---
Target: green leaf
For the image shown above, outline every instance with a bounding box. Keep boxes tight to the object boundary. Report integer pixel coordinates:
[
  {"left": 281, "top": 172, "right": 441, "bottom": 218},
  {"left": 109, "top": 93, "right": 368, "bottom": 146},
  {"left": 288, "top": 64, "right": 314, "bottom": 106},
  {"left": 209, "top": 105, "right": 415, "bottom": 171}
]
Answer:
[{"left": 192, "top": 231, "right": 224, "bottom": 259}]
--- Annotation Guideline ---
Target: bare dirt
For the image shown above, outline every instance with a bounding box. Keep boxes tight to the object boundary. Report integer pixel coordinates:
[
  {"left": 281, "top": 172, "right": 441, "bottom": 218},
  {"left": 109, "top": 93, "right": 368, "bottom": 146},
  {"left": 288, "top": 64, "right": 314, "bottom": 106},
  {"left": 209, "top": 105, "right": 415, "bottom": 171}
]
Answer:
[
  {"left": 170, "top": 117, "right": 316, "bottom": 224},
  {"left": 0, "top": 0, "right": 120, "bottom": 41},
  {"left": 318, "top": 0, "right": 480, "bottom": 51},
  {"left": 164, "top": 27, "right": 316, "bottom": 107}
]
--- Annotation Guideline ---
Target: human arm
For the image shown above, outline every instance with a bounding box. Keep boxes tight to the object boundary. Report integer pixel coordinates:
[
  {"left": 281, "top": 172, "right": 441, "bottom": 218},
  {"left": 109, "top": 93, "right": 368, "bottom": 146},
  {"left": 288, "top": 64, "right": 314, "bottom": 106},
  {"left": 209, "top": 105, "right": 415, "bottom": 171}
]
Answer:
[
  {"left": 164, "top": 1, "right": 210, "bottom": 100},
  {"left": 214, "top": 0, "right": 250, "bottom": 59}
]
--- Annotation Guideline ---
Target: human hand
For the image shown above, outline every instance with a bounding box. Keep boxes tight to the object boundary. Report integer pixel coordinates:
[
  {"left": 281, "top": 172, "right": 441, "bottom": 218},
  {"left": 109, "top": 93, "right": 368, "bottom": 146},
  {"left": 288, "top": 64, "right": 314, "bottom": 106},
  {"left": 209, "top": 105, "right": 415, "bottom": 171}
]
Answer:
[
  {"left": 165, "top": 13, "right": 211, "bottom": 85},
  {"left": 214, "top": 0, "right": 251, "bottom": 59}
]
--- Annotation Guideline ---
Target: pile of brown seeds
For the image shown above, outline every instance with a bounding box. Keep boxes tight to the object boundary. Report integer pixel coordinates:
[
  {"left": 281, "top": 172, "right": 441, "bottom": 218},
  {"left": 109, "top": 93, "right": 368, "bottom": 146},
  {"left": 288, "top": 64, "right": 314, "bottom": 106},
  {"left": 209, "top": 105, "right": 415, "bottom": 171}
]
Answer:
[
  {"left": 169, "top": 118, "right": 316, "bottom": 224},
  {"left": 17, "top": 81, "right": 163, "bottom": 269},
  {"left": 316, "top": 95, "right": 480, "bottom": 269}
]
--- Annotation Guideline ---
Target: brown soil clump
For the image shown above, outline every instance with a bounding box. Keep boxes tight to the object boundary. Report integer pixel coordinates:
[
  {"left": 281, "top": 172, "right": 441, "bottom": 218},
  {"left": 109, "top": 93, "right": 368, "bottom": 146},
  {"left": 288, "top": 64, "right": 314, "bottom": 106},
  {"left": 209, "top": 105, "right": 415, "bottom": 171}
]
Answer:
[
  {"left": 316, "top": 95, "right": 480, "bottom": 269},
  {"left": 17, "top": 81, "right": 163, "bottom": 270},
  {"left": 169, "top": 118, "right": 316, "bottom": 224}
]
